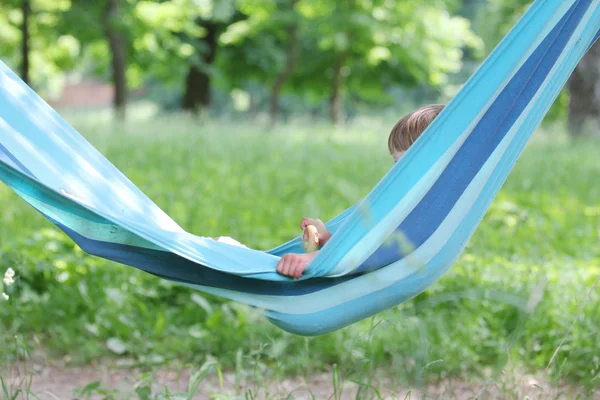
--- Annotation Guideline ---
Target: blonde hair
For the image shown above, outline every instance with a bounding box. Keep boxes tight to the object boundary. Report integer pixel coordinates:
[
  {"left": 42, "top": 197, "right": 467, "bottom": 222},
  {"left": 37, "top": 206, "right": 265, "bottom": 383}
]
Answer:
[{"left": 388, "top": 104, "right": 445, "bottom": 154}]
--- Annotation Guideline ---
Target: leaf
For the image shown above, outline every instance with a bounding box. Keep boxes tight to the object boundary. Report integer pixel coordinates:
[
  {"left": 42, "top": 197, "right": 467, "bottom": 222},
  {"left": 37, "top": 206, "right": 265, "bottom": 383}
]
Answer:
[
  {"left": 80, "top": 381, "right": 101, "bottom": 394},
  {"left": 187, "top": 360, "right": 218, "bottom": 398},
  {"left": 153, "top": 311, "right": 166, "bottom": 336},
  {"left": 106, "top": 338, "right": 127, "bottom": 355},
  {"left": 212, "top": 0, "right": 236, "bottom": 22},
  {"left": 191, "top": 293, "right": 213, "bottom": 314},
  {"left": 135, "top": 385, "right": 152, "bottom": 400}
]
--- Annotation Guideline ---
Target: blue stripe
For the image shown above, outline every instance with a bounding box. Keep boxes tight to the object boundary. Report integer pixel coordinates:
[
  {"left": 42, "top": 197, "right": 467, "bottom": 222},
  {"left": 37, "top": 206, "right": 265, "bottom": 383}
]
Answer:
[
  {"left": 0, "top": 143, "right": 36, "bottom": 179},
  {"left": 591, "top": 28, "right": 600, "bottom": 44},
  {"left": 49, "top": 217, "right": 362, "bottom": 296},
  {"left": 354, "top": 0, "right": 591, "bottom": 272}
]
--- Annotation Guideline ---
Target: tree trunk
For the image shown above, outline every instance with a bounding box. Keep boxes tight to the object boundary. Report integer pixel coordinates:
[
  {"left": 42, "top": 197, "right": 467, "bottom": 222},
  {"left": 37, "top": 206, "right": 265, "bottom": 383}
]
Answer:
[
  {"left": 269, "top": 0, "right": 298, "bottom": 126},
  {"left": 103, "top": 0, "right": 127, "bottom": 121},
  {"left": 567, "top": 41, "right": 600, "bottom": 137},
  {"left": 249, "top": 91, "right": 260, "bottom": 120},
  {"left": 21, "top": 0, "right": 30, "bottom": 85},
  {"left": 182, "top": 22, "right": 220, "bottom": 113},
  {"left": 330, "top": 54, "right": 347, "bottom": 126}
]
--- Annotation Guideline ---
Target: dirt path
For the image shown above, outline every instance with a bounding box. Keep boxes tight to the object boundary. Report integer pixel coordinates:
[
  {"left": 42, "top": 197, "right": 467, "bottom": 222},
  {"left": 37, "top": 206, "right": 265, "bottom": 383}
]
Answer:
[{"left": 2, "top": 359, "right": 596, "bottom": 399}]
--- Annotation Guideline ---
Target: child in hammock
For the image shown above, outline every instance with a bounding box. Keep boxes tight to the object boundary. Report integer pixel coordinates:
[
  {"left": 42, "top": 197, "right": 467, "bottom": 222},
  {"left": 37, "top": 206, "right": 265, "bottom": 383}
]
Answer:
[
  {"left": 61, "top": 105, "right": 443, "bottom": 276},
  {"left": 275, "top": 104, "right": 445, "bottom": 279}
]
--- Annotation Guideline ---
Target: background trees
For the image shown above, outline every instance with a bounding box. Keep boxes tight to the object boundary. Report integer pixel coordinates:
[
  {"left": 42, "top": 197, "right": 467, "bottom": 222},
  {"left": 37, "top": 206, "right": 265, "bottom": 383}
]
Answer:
[{"left": 0, "top": 0, "right": 597, "bottom": 134}]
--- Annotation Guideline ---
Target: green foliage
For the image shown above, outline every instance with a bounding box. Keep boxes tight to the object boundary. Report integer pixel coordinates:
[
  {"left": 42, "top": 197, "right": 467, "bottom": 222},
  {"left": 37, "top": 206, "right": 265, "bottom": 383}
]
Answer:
[
  {"left": 60, "top": 0, "right": 155, "bottom": 89},
  {"left": 299, "top": 0, "right": 481, "bottom": 87},
  {"left": 0, "top": 0, "right": 485, "bottom": 115},
  {"left": 1, "top": 111, "right": 599, "bottom": 390},
  {"left": 217, "top": 0, "right": 483, "bottom": 106},
  {"left": 215, "top": 0, "right": 299, "bottom": 90},
  {"left": 132, "top": 0, "right": 239, "bottom": 86},
  {"left": 0, "top": 0, "right": 78, "bottom": 95},
  {"left": 1, "top": 0, "right": 243, "bottom": 95}
]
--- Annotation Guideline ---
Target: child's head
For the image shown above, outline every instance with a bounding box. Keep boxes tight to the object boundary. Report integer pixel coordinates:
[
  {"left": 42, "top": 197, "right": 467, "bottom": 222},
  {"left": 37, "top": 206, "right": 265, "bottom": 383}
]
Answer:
[{"left": 388, "top": 104, "right": 445, "bottom": 162}]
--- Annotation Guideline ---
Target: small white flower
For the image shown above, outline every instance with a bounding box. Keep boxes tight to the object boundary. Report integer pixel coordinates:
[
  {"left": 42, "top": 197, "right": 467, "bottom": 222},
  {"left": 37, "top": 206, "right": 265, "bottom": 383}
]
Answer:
[
  {"left": 2, "top": 293, "right": 8, "bottom": 301},
  {"left": 3, "top": 268, "right": 15, "bottom": 286}
]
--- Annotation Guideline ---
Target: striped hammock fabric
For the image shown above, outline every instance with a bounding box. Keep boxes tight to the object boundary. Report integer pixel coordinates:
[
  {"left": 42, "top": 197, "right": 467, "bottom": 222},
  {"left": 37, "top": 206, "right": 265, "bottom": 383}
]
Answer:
[{"left": 1, "top": 0, "right": 599, "bottom": 336}]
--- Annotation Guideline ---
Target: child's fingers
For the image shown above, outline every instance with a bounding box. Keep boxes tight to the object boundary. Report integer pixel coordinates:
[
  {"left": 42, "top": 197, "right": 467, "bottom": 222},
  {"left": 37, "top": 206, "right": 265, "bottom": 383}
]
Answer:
[
  {"left": 276, "top": 257, "right": 287, "bottom": 275},
  {"left": 289, "top": 258, "right": 300, "bottom": 278},
  {"left": 291, "top": 264, "right": 300, "bottom": 279},
  {"left": 294, "top": 265, "right": 304, "bottom": 279},
  {"left": 301, "top": 217, "right": 320, "bottom": 230},
  {"left": 278, "top": 259, "right": 288, "bottom": 276},
  {"left": 283, "top": 257, "right": 294, "bottom": 277},
  {"left": 277, "top": 255, "right": 310, "bottom": 279},
  {"left": 295, "top": 260, "right": 308, "bottom": 279}
]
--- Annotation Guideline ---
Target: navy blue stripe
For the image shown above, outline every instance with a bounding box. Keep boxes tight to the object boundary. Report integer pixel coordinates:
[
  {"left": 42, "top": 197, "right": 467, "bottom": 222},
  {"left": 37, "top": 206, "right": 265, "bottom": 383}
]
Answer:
[
  {"left": 590, "top": 29, "right": 600, "bottom": 47},
  {"left": 43, "top": 215, "right": 360, "bottom": 296},
  {"left": 0, "top": 142, "right": 36, "bottom": 179},
  {"left": 356, "top": 0, "right": 591, "bottom": 272}
]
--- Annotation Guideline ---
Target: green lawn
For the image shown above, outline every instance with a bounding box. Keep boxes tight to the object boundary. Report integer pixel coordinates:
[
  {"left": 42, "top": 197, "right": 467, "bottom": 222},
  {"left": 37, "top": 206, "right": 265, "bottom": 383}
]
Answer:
[{"left": 1, "top": 108, "right": 599, "bottom": 397}]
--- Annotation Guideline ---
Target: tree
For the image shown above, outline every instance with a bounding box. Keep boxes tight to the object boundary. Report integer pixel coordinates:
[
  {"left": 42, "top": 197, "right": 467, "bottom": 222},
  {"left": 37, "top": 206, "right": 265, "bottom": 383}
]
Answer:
[
  {"left": 216, "top": 0, "right": 304, "bottom": 123},
  {"left": 292, "top": 0, "right": 481, "bottom": 125},
  {"left": 567, "top": 42, "right": 600, "bottom": 137},
  {"left": 479, "top": 0, "right": 600, "bottom": 136},
  {"left": 268, "top": 0, "right": 298, "bottom": 126},
  {"left": 58, "top": 0, "right": 134, "bottom": 120},
  {"left": 181, "top": 20, "right": 221, "bottom": 113},
  {"left": 103, "top": 0, "right": 128, "bottom": 121},
  {"left": 21, "top": 0, "right": 31, "bottom": 85},
  {"left": 179, "top": 0, "right": 242, "bottom": 113},
  {"left": 217, "top": 0, "right": 480, "bottom": 125},
  {"left": 0, "top": 0, "right": 74, "bottom": 89},
  {"left": 61, "top": 0, "right": 175, "bottom": 121},
  {"left": 133, "top": 0, "right": 243, "bottom": 114}
]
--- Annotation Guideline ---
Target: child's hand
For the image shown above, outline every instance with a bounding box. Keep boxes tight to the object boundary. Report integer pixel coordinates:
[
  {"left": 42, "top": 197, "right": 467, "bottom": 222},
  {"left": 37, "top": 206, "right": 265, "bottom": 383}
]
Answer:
[
  {"left": 300, "top": 217, "right": 326, "bottom": 233},
  {"left": 300, "top": 217, "right": 331, "bottom": 247},
  {"left": 276, "top": 252, "right": 317, "bottom": 279}
]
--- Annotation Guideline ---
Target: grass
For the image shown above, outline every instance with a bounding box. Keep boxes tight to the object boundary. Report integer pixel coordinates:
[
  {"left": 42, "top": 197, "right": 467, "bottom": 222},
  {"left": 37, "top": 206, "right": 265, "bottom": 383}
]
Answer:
[{"left": 1, "top": 106, "right": 599, "bottom": 397}]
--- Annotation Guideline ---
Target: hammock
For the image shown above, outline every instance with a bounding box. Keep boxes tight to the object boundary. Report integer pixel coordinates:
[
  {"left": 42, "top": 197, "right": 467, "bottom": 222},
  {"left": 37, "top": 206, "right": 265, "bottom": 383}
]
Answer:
[{"left": 1, "top": 0, "right": 598, "bottom": 336}]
